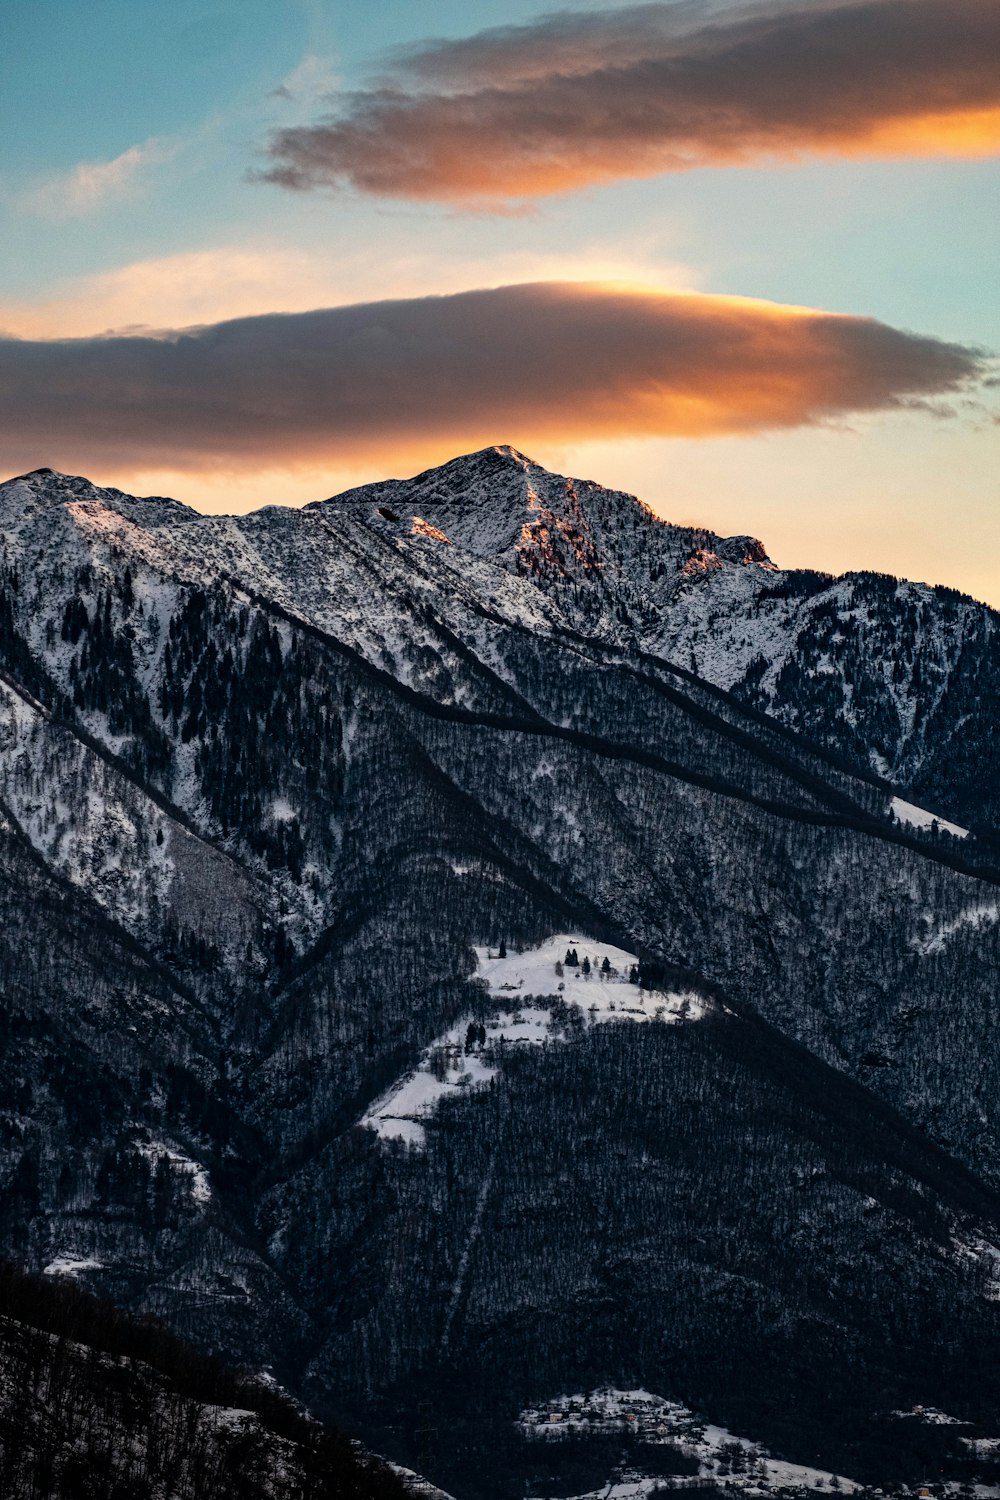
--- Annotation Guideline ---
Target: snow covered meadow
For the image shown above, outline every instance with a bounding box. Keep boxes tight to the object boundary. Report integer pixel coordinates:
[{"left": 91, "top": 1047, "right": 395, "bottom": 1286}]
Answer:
[{"left": 362, "top": 936, "right": 707, "bottom": 1146}]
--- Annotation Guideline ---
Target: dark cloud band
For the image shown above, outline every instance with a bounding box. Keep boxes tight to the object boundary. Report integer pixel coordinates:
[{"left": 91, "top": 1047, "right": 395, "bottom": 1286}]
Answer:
[
  {"left": 0, "top": 282, "right": 985, "bottom": 475},
  {"left": 256, "top": 0, "right": 1000, "bottom": 206}
]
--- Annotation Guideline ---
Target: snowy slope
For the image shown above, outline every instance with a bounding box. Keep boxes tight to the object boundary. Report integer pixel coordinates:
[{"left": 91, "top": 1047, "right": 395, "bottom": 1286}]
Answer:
[
  {"left": 4, "top": 452, "right": 994, "bottom": 839},
  {"left": 362, "top": 935, "right": 707, "bottom": 1145},
  {"left": 311, "top": 445, "right": 776, "bottom": 649},
  {"left": 312, "top": 448, "right": 999, "bottom": 831},
  {"left": 519, "top": 1388, "right": 861, "bottom": 1495}
]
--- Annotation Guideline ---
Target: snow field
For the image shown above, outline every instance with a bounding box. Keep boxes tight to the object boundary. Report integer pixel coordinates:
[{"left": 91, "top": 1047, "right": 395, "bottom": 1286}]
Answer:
[
  {"left": 362, "top": 936, "right": 706, "bottom": 1147},
  {"left": 42, "top": 1255, "right": 104, "bottom": 1279},
  {"left": 890, "top": 795, "right": 969, "bottom": 839}
]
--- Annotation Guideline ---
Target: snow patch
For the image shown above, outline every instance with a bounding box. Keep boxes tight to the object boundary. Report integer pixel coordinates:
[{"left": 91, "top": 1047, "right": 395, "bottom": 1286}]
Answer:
[
  {"left": 388, "top": 1461, "right": 459, "bottom": 1499},
  {"left": 362, "top": 936, "right": 706, "bottom": 1147},
  {"left": 519, "top": 1388, "right": 859, "bottom": 1495},
  {"left": 890, "top": 795, "right": 969, "bottom": 839},
  {"left": 201, "top": 1406, "right": 259, "bottom": 1432},
  {"left": 891, "top": 1406, "right": 964, "bottom": 1425},
  {"left": 412, "top": 516, "right": 452, "bottom": 544},
  {"left": 917, "top": 902, "right": 1000, "bottom": 955},
  {"left": 963, "top": 1436, "right": 1000, "bottom": 1457},
  {"left": 137, "top": 1140, "right": 212, "bottom": 1204},
  {"left": 43, "top": 1255, "right": 104, "bottom": 1279}
]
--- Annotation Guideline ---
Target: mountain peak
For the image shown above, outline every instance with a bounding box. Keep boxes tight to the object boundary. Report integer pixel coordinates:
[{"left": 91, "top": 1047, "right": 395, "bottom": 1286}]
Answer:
[
  {"left": 1, "top": 468, "right": 198, "bottom": 529},
  {"left": 6, "top": 467, "right": 105, "bottom": 498},
  {"left": 310, "top": 447, "right": 774, "bottom": 607},
  {"left": 451, "top": 443, "right": 539, "bottom": 469},
  {"left": 309, "top": 444, "right": 539, "bottom": 512}
]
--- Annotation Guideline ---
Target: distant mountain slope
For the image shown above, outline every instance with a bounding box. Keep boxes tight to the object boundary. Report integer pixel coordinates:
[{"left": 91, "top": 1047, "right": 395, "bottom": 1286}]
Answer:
[
  {"left": 657, "top": 566, "right": 1000, "bottom": 837},
  {"left": 1, "top": 456, "right": 1000, "bottom": 1494}
]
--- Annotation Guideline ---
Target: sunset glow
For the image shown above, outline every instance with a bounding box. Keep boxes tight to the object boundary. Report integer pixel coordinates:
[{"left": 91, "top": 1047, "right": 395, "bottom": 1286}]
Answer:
[
  {"left": 1, "top": 0, "right": 996, "bottom": 602},
  {"left": 0, "top": 284, "right": 984, "bottom": 480},
  {"left": 260, "top": 104, "right": 1000, "bottom": 208},
  {"left": 853, "top": 106, "right": 1000, "bottom": 160}
]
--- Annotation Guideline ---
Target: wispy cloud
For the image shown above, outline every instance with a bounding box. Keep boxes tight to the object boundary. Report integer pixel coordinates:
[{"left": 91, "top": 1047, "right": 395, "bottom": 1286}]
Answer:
[
  {"left": 22, "top": 139, "right": 173, "bottom": 218},
  {"left": 0, "top": 282, "right": 986, "bottom": 478},
  {"left": 0, "top": 248, "right": 355, "bottom": 339},
  {"left": 269, "top": 52, "right": 340, "bottom": 109},
  {"left": 255, "top": 0, "right": 1000, "bottom": 208}
]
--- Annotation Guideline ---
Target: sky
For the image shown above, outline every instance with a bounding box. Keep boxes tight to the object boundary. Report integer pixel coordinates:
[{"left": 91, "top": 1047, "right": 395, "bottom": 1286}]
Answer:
[{"left": 1, "top": 0, "right": 997, "bottom": 601}]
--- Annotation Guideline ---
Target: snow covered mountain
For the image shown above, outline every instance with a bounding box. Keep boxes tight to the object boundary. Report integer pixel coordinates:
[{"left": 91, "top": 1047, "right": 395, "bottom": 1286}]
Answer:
[
  {"left": 2, "top": 452, "right": 1000, "bottom": 1495},
  {"left": 312, "top": 446, "right": 1000, "bottom": 835},
  {"left": 8, "top": 447, "right": 995, "bottom": 842}
]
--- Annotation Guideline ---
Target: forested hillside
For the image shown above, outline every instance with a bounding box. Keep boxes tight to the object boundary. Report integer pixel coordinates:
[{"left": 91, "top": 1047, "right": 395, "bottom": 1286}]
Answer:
[
  {"left": 0, "top": 1261, "right": 407, "bottom": 1500},
  {"left": 1, "top": 454, "right": 1000, "bottom": 1494}
]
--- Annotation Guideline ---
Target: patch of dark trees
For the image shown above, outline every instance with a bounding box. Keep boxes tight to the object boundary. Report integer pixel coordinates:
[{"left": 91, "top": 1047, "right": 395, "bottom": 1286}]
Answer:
[{"left": 0, "top": 1259, "right": 408, "bottom": 1500}]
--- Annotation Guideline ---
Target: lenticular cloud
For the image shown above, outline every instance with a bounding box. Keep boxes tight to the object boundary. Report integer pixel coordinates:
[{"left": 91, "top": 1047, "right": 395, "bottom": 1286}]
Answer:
[{"left": 0, "top": 281, "right": 985, "bottom": 477}]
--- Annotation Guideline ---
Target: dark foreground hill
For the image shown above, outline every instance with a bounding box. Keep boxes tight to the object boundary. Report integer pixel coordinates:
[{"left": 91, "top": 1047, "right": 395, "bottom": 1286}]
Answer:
[{"left": 0, "top": 1260, "right": 407, "bottom": 1500}]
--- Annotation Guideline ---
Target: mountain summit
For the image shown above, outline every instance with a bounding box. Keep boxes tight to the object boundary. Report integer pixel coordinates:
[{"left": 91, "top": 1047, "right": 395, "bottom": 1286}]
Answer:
[
  {"left": 315, "top": 445, "right": 996, "bottom": 831},
  {"left": 313, "top": 442, "right": 774, "bottom": 607}
]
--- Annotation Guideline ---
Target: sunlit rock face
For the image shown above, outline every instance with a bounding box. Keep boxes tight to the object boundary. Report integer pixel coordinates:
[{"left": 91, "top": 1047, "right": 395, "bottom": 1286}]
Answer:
[{"left": 2, "top": 451, "right": 1000, "bottom": 1494}]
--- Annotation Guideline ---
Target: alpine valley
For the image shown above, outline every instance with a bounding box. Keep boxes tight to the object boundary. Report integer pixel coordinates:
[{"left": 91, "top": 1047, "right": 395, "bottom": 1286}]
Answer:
[{"left": 3, "top": 446, "right": 1000, "bottom": 1496}]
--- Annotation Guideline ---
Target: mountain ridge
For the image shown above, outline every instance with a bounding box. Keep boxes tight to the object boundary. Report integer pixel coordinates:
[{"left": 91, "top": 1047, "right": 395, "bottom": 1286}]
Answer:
[
  {"left": 10, "top": 446, "right": 988, "bottom": 606},
  {"left": 6, "top": 445, "right": 994, "bottom": 835}
]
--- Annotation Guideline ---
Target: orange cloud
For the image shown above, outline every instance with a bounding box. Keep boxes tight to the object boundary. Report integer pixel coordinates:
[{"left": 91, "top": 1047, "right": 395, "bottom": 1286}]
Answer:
[
  {"left": 256, "top": 0, "right": 1000, "bottom": 206},
  {"left": 0, "top": 282, "right": 986, "bottom": 479}
]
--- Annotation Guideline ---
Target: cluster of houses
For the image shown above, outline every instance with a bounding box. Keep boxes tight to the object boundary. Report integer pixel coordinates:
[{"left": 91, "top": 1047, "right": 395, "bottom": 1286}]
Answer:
[{"left": 519, "top": 1388, "right": 704, "bottom": 1445}]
